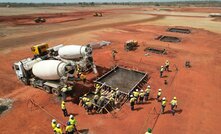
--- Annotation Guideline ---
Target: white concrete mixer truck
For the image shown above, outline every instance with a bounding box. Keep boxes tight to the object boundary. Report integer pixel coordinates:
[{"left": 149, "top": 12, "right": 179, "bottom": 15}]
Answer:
[{"left": 13, "top": 43, "right": 97, "bottom": 96}]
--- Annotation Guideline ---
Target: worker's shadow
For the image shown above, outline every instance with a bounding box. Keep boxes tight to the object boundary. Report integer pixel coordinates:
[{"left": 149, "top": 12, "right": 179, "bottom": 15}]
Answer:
[
  {"left": 134, "top": 107, "right": 143, "bottom": 111},
  {"left": 163, "top": 109, "right": 183, "bottom": 115},
  {"left": 78, "top": 129, "right": 89, "bottom": 134},
  {"left": 162, "top": 75, "right": 168, "bottom": 78},
  {"left": 137, "top": 102, "right": 151, "bottom": 105}
]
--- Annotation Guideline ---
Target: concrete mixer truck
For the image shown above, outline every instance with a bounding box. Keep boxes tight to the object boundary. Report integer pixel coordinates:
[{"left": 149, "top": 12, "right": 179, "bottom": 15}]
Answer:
[{"left": 13, "top": 43, "right": 97, "bottom": 96}]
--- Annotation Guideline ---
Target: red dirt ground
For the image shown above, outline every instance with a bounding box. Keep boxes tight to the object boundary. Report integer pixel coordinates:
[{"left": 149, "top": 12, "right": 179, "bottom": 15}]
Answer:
[{"left": 0, "top": 6, "right": 221, "bottom": 134}]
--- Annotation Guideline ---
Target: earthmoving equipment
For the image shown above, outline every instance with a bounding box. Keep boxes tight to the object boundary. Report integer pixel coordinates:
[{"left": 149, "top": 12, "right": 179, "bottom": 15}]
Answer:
[
  {"left": 34, "top": 17, "right": 46, "bottom": 23},
  {"left": 185, "top": 61, "right": 191, "bottom": 68},
  {"left": 13, "top": 44, "right": 97, "bottom": 96},
  {"left": 31, "top": 43, "right": 49, "bottom": 57},
  {"left": 167, "top": 28, "right": 191, "bottom": 34},
  {"left": 93, "top": 12, "right": 102, "bottom": 17},
  {"left": 156, "top": 35, "right": 181, "bottom": 43},
  {"left": 124, "top": 40, "right": 139, "bottom": 51}
]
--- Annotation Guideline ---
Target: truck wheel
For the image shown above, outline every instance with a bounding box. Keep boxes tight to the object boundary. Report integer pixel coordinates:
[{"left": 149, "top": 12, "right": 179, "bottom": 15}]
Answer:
[
  {"left": 52, "top": 88, "right": 60, "bottom": 96},
  {"left": 43, "top": 86, "right": 51, "bottom": 94}
]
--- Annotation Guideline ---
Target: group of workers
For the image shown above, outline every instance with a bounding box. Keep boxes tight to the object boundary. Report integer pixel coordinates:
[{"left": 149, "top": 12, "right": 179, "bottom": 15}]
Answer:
[
  {"left": 160, "top": 60, "right": 170, "bottom": 78},
  {"left": 51, "top": 115, "right": 77, "bottom": 134}
]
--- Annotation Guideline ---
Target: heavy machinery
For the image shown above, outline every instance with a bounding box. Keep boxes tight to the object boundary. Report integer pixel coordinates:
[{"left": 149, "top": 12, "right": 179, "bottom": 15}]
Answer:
[
  {"left": 34, "top": 17, "right": 46, "bottom": 23},
  {"left": 124, "top": 40, "right": 139, "bottom": 51},
  {"left": 93, "top": 12, "right": 102, "bottom": 17},
  {"left": 13, "top": 43, "right": 97, "bottom": 96}
]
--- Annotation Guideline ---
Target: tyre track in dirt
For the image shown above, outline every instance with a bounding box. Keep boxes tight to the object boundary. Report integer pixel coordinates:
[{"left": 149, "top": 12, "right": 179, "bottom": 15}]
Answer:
[{"left": 0, "top": 15, "right": 164, "bottom": 50}]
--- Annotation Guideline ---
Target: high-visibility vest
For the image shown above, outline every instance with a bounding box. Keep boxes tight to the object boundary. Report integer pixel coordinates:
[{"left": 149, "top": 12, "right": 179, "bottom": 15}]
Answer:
[
  {"left": 61, "top": 87, "right": 67, "bottom": 93},
  {"left": 61, "top": 103, "right": 66, "bottom": 110},
  {"left": 145, "top": 88, "right": 150, "bottom": 94},
  {"left": 160, "top": 67, "right": 164, "bottom": 72},
  {"left": 51, "top": 122, "right": 56, "bottom": 130},
  {"left": 82, "top": 97, "right": 90, "bottom": 103},
  {"left": 130, "top": 97, "right": 136, "bottom": 103},
  {"left": 69, "top": 118, "right": 77, "bottom": 126},
  {"left": 66, "top": 125, "right": 74, "bottom": 132},
  {"left": 162, "top": 100, "right": 166, "bottom": 106},
  {"left": 157, "top": 91, "right": 161, "bottom": 96},
  {"left": 133, "top": 91, "right": 139, "bottom": 97},
  {"left": 54, "top": 127, "right": 62, "bottom": 134},
  {"left": 86, "top": 101, "right": 92, "bottom": 107},
  {"left": 170, "top": 100, "right": 177, "bottom": 106},
  {"left": 139, "top": 92, "right": 145, "bottom": 97}
]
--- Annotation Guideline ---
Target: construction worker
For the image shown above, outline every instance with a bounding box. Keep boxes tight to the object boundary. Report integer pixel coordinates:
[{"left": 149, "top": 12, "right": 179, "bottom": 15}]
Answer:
[
  {"left": 85, "top": 100, "right": 93, "bottom": 115},
  {"left": 80, "top": 73, "right": 87, "bottom": 84},
  {"left": 51, "top": 119, "right": 57, "bottom": 132},
  {"left": 170, "top": 97, "right": 178, "bottom": 115},
  {"left": 130, "top": 95, "right": 136, "bottom": 111},
  {"left": 109, "top": 95, "right": 115, "bottom": 108},
  {"left": 97, "top": 94, "right": 105, "bottom": 107},
  {"left": 61, "top": 101, "right": 68, "bottom": 117},
  {"left": 161, "top": 97, "right": 167, "bottom": 114},
  {"left": 139, "top": 90, "right": 145, "bottom": 103},
  {"left": 69, "top": 115, "right": 77, "bottom": 132},
  {"left": 145, "top": 85, "right": 151, "bottom": 101},
  {"left": 61, "top": 85, "right": 68, "bottom": 101},
  {"left": 133, "top": 89, "right": 139, "bottom": 103},
  {"left": 79, "top": 94, "right": 90, "bottom": 107},
  {"left": 112, "top": 49, "right": 118, "bottom": 60},
  {"left": 95, "top": 83, "right": 101, "bottom": 95},
  {"left": 157, "top": 89, "right": 162, "bottom": 101},
  {"left": 66, "top": 121, "right": 74, "bottom": 134},
  {"left": 115, "top": 88, "right": 121, "bottom": 102},
  {"left": 160, "top": 65, "right": 164, "bottom": 78},
  {"left": 145, "top": 128, "right": 152, "bottom": 134},
  {"left": 165, "top": 60, "right": 170, "bottom": 71},
  {"left": 54, "top": 123, "right": 62, "bottom": 134}
]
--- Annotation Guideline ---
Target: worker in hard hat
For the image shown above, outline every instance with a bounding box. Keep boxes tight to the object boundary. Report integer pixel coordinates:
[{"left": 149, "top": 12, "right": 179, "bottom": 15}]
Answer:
[
  {"left": 157, "top": 89, "right": 162, "bottom": 101},
  {"left": 139, "top": 90, "right": 145, "bottom": 103},
  {"left": 165, "top": 60, "right": 170, "bottom": 71},
  {"left": 161, "top": 97, "right": 167, "bottom": 114},
  {"left": 109, "top": 95, "right": 115, "bottom": 108},
  {"left": 79, "top": 94, "right": 90, "bottom": 107},
  {"left": 97, "top": 94, "right": 105, "bottom": 107},
  {"left": 115, "top": 88, "right": 121, "bottom": 102},
  {"left": 66, "top": 121, "right": 74, "bottom": 134},
  {"left": 145, "top": 85, "right": 151, "bottom": 101},
  {"left": 133, "top": 89, "right": 139, "bottom": 103},
  {"left": 69, "top": 115, "right": 78, "bottom": 132},
  {"left": 112, "top": 49, "right": 118, "bottom": 60},
  {"left": 130, "top": 95, "right": 136, "bottom": 111},
  {"left": 85, "top": 100, "right": 93, "bottom": 115},
  {"left": 170, "top": 97, "right": 178, "bottom": 115},
  {"left": 54, "top": 123, "right": 62, "bottom": 134},
  {"left": 61, "top": 101, "right": 68, "bottom": 117},
  {"left": 94, "top": 83, "right": 101, "bottom": 95},
  {"left": 51, "top": 119, "right": 57, "bottom": 132},
  {"left": 160, "top": 66, "right": 164, "bottom": 78},
  {"left": 61, "top": 85, "right": 68, "bottom": 101},
  {"left": 145, "top": 128, "right": 152, "bottom": 134}
]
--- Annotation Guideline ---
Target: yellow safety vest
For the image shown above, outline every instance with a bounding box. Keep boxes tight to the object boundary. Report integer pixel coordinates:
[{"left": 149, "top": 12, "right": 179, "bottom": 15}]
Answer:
[
  {"left": 162, "top": 100, "right": 166, "bottom": 106},
  {"left": 165, "top": 61, "right": 169, "bottom": 66},
  {"left": 54, "top": 127, "right": 62, "bottom": 134},
  {"left": 157, "top": 91, "right": 161, "bottom": 96},
  {"left": 61, "top": 87, "right": 67, "bottom": 93},
  {"left": 82, "top": 97, "right": 90, "bottom": 102},
  {"left": 133, "top": 91, "right": 139, "bottom": 97},
  {"left": 66, "top": 125, "right": 74, "bottom": 132},
  {"left": 160, "top": 67, "right": 164, "bottom": 72},
  {"left": 86, "top": 101, "right": 92, "bottom": 107},
  {"left": 145, "top": 88, "right": 150, "bottom": 93},
  {"left": 51, "top": 122, "right": 56, "bottom": 130},
  {"left": 61, "top": 103, "right": 66, "bottom": 110},
  {"left": 170, "top": 100, "right": 177, "bottom": 106},
  {"left": 139, "top": 92, "right": 145, "bottom": 97},
  {"left": 69, "top": 118, "right": 77, "bottom": 126},
  {"left": 130, "top": 97, "right": 136, "bottom": 103}
]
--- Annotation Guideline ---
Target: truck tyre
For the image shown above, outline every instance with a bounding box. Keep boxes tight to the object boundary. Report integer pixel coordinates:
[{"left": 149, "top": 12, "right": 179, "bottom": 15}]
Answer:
[
  {"left": 52, "top": 88, "right": 60, "bottom": 96},
  {"left": 43, "top": 86, "right": 51, "bottom": 94}
]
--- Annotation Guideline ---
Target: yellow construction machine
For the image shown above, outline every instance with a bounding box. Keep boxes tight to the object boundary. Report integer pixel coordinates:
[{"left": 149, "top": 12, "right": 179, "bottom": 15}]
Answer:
[{"left": 31, "top": 43, "right": 49, "bottom": 57}]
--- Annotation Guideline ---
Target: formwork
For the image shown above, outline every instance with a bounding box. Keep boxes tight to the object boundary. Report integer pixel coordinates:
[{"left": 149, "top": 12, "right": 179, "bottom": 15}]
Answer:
[
  {"left": 89, "top": 66, "right": 148, "bottom": 113},
  {"left": 144, "top": 47, "right": 167, "bottom": 55},
  {"left": 156, "top": 35, "right": 181, "bottom": 43},
  {"left": 167, "top": 28, "right": 191, "bottom": 34}
]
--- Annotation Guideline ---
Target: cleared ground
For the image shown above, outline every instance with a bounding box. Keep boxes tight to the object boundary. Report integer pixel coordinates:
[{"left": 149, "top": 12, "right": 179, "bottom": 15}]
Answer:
[{"left": 0, "top": 5, "right": 220, "bottom": 134}]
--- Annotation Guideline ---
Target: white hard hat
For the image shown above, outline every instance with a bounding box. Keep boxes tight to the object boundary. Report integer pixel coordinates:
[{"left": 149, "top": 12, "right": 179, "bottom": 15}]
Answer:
[
  {"left": 161, "top": 66, "right": 163, "bottom": 68},
  {"left": 158, "top": 89, "right": 162, "bottom": 91},
  {"left": 136, "top": 89, "right": 139, "bottom": 91},
  {"left": 141, "top": 90, "right": 143, "bottom": 92},
  {"left": 69, "top": 115, "right": 74, "bottom": 119},
  {"left": 130, "top": 95, "right": 133, "bottom": 97},
  {"left": 52, "top": 119, "right": 56, "bottom": 123},
  {"left": 57, "top": 123, "right": 60, "bottom": 128},
  {"left": 147, "top": 85, "right": 150, "bottom": 88},
  {"left": 162, "top": 97, "right": 166, "bottom": 100}
]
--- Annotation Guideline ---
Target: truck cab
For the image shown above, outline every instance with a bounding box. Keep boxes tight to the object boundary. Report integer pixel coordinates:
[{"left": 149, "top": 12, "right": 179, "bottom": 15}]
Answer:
[{"left": 13, "top": 61, "right": 29, "bottom": 85}]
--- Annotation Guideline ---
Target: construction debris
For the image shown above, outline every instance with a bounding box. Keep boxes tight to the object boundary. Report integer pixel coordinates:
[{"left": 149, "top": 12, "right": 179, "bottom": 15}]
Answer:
[
  {"left": 167, "top": 28, "right": 191, "bottom": 34},
  {"left": 89, "top": 41, "right": 111, "bottom": 49},
  {"left": 124, "top": 40, "right": 139, "bottom": 51},
  {"left": 156, "top": 35, "right": 181, "bottom": 43},
  {"left": 0, "top": 98, "right": 13, "bottom": 115}
]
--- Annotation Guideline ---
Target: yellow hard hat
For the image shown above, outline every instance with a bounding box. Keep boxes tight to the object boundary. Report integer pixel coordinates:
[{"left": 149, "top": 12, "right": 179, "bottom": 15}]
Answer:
[{"left": 174, "top": 97, "right": 177, "bottom": 100}]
